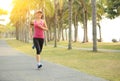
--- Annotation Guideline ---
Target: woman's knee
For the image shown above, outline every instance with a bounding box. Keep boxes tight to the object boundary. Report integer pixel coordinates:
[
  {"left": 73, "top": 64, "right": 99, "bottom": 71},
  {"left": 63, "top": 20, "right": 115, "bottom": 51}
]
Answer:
[{"left": 36, "top": 49, "right": 41, "bottom": 54}]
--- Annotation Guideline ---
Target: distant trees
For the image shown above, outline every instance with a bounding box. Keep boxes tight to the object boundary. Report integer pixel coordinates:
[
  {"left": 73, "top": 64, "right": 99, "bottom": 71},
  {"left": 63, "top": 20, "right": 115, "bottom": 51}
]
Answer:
[
  {"left": 0, "top": 9, "right": 10, "bottom": 38},
  {"left": 4, "top": 24, "right": 16, "bottom": 38},
  {"left": 0, "top": 24, "right": 15, "bottom": 38}
]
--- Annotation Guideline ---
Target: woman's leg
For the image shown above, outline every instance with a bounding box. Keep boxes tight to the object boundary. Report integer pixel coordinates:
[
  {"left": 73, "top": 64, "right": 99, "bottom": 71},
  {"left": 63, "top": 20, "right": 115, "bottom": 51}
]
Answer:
[
  {"left": 34, "top": 38, "right": 44, "bottom": 68},
  {"left": 33, "top": 38, "right": 41, "bottom": 65},
  {"left": 37, "top": 38, "right": 44, "bottom": 65},
  {"left": 36, "top": 54, "right": 41, "bottom": 64}
]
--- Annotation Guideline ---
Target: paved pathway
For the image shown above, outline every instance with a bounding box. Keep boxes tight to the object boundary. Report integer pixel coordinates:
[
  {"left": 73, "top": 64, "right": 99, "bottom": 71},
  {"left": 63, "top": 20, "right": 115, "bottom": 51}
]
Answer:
[{"left": 0, "top": 40, "right": 108, "bottom": 81}]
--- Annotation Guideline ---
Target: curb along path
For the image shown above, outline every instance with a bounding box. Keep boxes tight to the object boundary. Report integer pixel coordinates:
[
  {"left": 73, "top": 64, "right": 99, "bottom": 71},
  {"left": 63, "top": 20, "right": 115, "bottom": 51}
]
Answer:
[{"left": 0, "top": 40, "right": 108, "bottom": 81}]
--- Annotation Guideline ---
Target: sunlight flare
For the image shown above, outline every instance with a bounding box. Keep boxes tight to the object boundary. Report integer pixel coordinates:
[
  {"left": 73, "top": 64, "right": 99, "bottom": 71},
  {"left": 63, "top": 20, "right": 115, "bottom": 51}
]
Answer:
[{"left": 0, "top": 0, "right": 12, "bottom": 11}]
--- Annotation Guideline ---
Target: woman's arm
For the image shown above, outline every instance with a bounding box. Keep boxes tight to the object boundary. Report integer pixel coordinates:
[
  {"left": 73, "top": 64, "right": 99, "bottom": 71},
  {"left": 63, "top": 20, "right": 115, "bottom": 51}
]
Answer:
[
  {"left": 30, "top": 20, "right": 34, "bottom": 26},
  {"left": 30, "top": 27, "right": 33, "bottom": 38},
  {"left": 30, "top": 20, "right": 34, "bottom": 38},
  {"left": 38, "top": 20, "right": 48, "bottom": 31}
]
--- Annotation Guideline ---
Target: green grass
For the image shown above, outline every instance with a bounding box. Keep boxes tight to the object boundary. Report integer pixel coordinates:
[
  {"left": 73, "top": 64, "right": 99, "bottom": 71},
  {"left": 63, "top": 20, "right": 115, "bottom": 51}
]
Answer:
[
  {"left": 6, "top": 39, "right": 120, "bottom": 81},
  {"left": 48, "top": 41, "right": 120, "bottom": 50}
]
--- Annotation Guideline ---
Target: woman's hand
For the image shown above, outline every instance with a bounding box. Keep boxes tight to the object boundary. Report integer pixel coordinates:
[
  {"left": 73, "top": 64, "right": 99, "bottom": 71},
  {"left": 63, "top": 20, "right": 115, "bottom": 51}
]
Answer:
[
  {"left": 38, "top": 20, "right": 48, "bottom": 31},
  {"left": 38, "top": 25, "right": 48, "bottom": 31}
]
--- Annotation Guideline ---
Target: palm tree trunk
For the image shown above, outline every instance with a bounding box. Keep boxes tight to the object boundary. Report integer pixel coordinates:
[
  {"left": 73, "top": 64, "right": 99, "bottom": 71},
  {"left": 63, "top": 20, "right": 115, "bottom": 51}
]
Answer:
[
  {"left": 74, "top": 14, "right": 78, "bottom": 42},
  {"left": 97, "top": 23, "right": 102, "bottom": 42},
  {"left": 54, "top": 0, "right": 58, "bottom": 47},
  {"left": 79, "top": 0, "right": 88, "bottom": 43},
  {"left": 16, "top": 24, "right": 19, "bottom": 40},
  {"left": 58, "top": 26, "right": 62, "bottom": 41},
  {"left": 65, "top": 29, "right": 68, "bottom": 40},
  {"left": 62, "top": 28, "right": 65, "bottom": 41},
  {"left": 83, "top": 8, "right": 88, "bottom": 43},
  {"left": 91, "top": 0, "right": 97, "bottom": 52},
  {"left": 68, "top": 0, "right": 72, "bottom": 49}
]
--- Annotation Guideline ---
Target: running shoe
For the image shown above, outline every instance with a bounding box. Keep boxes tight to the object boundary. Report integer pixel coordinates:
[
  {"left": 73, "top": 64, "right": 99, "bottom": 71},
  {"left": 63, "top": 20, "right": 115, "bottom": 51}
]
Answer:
[{"left": 37, "top": 64, "right": 42, "bottom": 69}]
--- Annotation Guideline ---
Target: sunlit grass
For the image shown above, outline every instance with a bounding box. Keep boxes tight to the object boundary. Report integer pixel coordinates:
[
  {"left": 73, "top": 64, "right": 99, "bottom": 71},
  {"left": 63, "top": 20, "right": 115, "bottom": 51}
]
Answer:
[{"left": 7, "top": 39, "right": 120, "bottom": 81}]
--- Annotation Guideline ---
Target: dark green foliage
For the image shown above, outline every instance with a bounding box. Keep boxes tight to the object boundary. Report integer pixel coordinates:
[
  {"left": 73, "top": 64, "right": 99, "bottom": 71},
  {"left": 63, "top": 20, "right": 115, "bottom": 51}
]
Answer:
[{"left": 105, "top": 0, "right": 120, "bottom": 19}]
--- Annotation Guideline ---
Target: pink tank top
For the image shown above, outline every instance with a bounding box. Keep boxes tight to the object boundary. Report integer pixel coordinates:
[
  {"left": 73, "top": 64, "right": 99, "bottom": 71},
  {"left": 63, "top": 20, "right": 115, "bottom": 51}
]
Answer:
[{"left": 33, "top": 20, "right": 44, "bottom": 38}]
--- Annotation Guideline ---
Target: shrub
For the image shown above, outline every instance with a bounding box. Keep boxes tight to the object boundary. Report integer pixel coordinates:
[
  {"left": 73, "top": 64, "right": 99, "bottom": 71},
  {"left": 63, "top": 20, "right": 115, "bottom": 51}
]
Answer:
[{"left": 112, "top": 39, "right": 117, "bottom": 43}]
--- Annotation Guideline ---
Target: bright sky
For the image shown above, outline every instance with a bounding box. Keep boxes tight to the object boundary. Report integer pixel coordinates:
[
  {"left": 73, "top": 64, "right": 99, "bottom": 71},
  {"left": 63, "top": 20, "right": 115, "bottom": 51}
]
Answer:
[
  {"left": 100, "top": 17, "right": 120, "bottom": 42},
  {"left": 0, "top": 0, "right": 12, "bottom": 11},
  {"left": 0, "top": 0, "right": 12, "bottom": 25},
  {"left": 77, "top": 16, "right": 120, "bottom": 42}
]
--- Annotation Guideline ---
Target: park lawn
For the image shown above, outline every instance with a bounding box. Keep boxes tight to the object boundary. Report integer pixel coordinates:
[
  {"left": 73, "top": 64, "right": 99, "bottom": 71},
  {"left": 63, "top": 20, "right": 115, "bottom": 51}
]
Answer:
[
  {"left": 48, "top": 41, "right": 120, "bottom": 50},
  {"left": 7, "top": 39, "right": 120, "bottom": 81}
]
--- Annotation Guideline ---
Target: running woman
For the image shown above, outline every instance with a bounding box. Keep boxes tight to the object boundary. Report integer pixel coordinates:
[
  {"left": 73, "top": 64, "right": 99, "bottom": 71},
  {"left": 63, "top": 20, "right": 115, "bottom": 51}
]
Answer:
[{"left": 30, "top": 10, "right": 48, "bottom": 69}]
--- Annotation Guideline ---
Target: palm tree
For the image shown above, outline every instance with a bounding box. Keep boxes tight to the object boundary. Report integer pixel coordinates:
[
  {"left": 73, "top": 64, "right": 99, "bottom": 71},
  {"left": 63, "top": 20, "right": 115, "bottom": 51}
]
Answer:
[
  {"left": 68, "top": 0, "right": 72, "bottom": 49},
  {"left": 79, "top": 0, "right": 89, "bottom": 43},
  {"left": 91, "top": 0, "right": 97, "bottom": 52},
  {"left": 57, "top": 0, "right": 66, "bottom": 41},
  {"left": 54, "top": 0, "right": 58, "bottom": 47},
  {"left": 96, "top": 0, "right": 106, "bottom": 42},
  {"left": 11, "top": 0, "right": 31, "bottom": 42},
  {"left": 72, "top": 1, "right": 82, "bottom": 42}
]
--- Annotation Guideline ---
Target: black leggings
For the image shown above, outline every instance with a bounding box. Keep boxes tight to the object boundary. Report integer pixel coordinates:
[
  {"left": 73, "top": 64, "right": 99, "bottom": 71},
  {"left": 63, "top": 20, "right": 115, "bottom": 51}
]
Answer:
[{"left": 33, "top": 38, "right": 44, "bottom": 55}]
